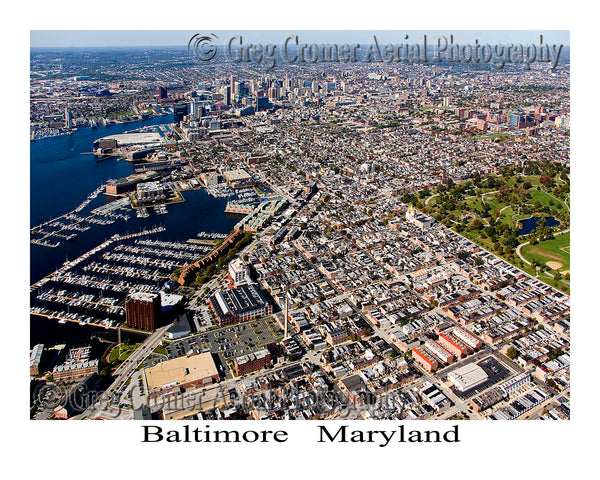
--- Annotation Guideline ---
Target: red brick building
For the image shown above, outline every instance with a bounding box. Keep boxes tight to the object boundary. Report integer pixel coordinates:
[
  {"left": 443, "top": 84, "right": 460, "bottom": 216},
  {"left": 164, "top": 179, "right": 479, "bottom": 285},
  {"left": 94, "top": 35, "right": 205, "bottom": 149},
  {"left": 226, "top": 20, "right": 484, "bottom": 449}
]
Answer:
[
  {"left": 438, "top": 332, "right": 471, "bottom": 359},
  {"left": 125, "top": 291, "right": 161, "bottom": 330},
  {"left": 412, "top": 346, "right": 439, "bottom": 373},
  {"left": 234, "top": 349, "right": 271, "bottom": 376},
  {"left": 326, "top": 328, "right": 350, "bottom": 347}
]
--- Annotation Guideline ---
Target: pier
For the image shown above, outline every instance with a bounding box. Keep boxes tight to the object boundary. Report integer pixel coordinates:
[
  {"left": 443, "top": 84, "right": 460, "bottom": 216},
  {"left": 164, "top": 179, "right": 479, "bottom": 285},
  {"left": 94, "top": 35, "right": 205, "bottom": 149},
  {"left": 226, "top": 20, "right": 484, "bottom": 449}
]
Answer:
[
  {"left": 30, "top": 185, "right": 131, "bottom": 248},
  {"left": 29, "top": 226, "right": 207, "bottom": 332}
]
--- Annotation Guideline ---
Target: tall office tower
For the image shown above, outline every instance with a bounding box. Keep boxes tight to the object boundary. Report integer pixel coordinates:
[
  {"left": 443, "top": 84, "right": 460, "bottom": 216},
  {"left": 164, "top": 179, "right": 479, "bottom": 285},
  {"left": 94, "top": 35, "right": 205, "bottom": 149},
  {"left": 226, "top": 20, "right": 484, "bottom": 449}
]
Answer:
[
  {"left": 255, "top": 95, "right": 270, "bottom": 111},
  {"left": 173, "top": 103, "right": 188, "bottom": 124},
  {"left": 159, "top": 86, "right": 168, "bottom": 101},
  {"left": 222, "top": 85, "right": 231, "bottom": 105},
  {"left": 268, "top": 86, "right": 279, "bottom": 100},
  {"left": 229, "top": 75, "right": 237, "bottom": 93},
  {"left": 64, "top": 105, "right": 72, "bottom": 130},
  {"left": 190, "top": 101, "right": 200, "bottom": 118},
  {"left": 125, "top": 291, "right": 161, "bottom": 331},
  {"left": 238, "top": 82, "right": 249, "bottom": 98}
]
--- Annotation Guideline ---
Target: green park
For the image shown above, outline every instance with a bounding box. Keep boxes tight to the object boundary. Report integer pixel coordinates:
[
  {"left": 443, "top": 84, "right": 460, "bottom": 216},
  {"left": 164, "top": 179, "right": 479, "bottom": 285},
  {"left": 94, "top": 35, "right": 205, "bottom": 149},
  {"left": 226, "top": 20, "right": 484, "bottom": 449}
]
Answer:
[{"left": 402, "top": 161, "right": 570, "bottom": 292}]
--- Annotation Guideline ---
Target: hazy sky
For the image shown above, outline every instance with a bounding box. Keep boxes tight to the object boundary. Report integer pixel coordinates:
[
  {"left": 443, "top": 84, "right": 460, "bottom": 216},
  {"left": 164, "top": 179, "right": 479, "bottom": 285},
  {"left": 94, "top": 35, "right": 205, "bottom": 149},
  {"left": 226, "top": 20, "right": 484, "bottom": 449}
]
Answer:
[{"left": 30, "top": 30, "right": 570, "bottom": 48}]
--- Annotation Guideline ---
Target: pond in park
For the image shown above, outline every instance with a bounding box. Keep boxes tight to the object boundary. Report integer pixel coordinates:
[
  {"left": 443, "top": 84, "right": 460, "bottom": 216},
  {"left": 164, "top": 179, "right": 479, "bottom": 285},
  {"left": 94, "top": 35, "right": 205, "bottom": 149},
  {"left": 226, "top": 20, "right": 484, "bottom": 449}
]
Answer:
[{"left": 517, "top": 216, "right": 560, "bottom": 236}]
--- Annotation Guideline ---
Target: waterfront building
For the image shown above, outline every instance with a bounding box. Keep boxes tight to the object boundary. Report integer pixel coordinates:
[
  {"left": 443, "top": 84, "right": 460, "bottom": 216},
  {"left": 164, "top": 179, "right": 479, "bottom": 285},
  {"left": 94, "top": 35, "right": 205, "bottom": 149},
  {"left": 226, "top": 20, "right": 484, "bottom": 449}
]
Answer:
[
  {"left": 52, "top": 346, "right": 99, "bottom": 383},
  {"left": 173, "top": 103, "right": 188, "bottom": 124},
  {"left": 125, "top": 291, "right": 161, "bottom": 330},
  {"left": 30, "top": 344, "right": 44, "bottom": 376},
  {"left": 159, "top": 86, "right": 167, "bottom": 101},
  {"left": 136, "top": 181, "right": 167, "bottom": 205},
  {"left": 64, "top": 105, "right": 72, "bottom": 130}
]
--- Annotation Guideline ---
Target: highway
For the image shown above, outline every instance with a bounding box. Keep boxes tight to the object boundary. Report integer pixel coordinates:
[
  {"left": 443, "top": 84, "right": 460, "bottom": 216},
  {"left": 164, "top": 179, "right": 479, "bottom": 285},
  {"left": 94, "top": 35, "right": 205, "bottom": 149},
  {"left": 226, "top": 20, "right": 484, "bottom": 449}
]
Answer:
[{"left": 77, "top": 324, "right": 171, "bottom": 419}]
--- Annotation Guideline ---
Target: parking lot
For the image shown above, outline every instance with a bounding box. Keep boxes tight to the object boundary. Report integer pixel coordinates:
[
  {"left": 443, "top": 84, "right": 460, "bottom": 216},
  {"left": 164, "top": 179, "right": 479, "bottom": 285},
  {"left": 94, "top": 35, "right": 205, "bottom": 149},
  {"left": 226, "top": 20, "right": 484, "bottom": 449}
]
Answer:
[
  {"left": 450, "top": 356, "right": 512, "bottom": 400},
  {"left": 166, "top": 336, "right": 210, "bottom": 358},
  {"left": 166, "top": 318, "right": 281, "bottom": 376},
  {"left": 191, "top": 304, "right": 213, "bottom": 331}
]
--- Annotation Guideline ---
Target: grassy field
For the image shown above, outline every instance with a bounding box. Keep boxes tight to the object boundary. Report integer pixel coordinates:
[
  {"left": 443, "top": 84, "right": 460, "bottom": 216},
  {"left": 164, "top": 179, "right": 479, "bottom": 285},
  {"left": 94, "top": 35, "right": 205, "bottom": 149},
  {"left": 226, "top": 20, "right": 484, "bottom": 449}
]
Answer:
[
  {"left": 506, "top": 175, "right": 541, "bottom": 187},
  {"left": 108, "top": 343, "right": 140, "bottom": 364},
  {"left": 527, "top": 189, "right": 568, "bottom": 211},
  {"left": 468, "top": 133, "right": 510, "bottom": 140},
  {"left": 521, "top": 231, "right": 570, "bottom": 273},
  {"left": 425, "top": 170, "right": 570, "bottom": 293}
]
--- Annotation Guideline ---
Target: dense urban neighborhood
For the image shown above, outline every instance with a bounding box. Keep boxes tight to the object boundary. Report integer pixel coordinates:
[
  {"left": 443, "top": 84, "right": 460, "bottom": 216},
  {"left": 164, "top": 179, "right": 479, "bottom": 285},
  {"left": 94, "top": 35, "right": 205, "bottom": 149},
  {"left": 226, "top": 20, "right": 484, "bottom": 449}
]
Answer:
[{"left": 30, "top": 39, "right": 570, "bottom": 423}]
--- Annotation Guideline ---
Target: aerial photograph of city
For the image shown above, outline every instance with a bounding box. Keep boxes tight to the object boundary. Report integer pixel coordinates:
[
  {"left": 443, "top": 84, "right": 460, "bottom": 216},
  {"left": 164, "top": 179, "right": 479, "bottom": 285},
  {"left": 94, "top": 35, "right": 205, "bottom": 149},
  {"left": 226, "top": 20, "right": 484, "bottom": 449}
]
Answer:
[
  {"left": 13, "top": 0, "right": 600, "bottom": 471},
  {"left": 28, "top": 28, "right": 574, "bottom": 428}
]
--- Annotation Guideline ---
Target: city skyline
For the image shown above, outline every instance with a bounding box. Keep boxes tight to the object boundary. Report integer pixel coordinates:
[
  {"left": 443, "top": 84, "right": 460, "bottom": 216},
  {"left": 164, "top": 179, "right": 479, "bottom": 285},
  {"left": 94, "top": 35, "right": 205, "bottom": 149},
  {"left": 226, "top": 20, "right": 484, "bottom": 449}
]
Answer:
[{"left": 31, "top": 30, "right": 570, "bottom": 48}]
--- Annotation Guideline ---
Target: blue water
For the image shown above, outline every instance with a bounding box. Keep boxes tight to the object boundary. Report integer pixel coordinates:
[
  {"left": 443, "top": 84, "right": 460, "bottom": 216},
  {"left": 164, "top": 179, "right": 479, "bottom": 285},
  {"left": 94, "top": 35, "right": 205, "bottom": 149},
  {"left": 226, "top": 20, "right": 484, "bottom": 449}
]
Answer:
[
  {"left": 30, "top": 115, "right": 241, "bottom": 343},
  {"left": 30, "top": 115, "right": 171, "bottom": 225},
  {"left": 517, "top": 216, "right": 560, "bottom": 236}
]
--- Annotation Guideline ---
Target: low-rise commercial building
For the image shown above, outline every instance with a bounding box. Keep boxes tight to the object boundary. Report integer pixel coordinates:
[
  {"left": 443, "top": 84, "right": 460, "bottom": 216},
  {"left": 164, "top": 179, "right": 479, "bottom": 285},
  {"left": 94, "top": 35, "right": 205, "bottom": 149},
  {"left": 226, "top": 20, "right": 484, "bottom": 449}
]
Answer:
[
  {"left": 207, "top": 284, "right": 273, "bottom": 326},
  {"left": 447, "top": 363, "right": 488, "bottom": 392},
  {"left": 234, "top": 349, "right": 271, "bottom": 376},
  {"left": 412, "top": 346, "right": 439, "bottom": 373},
  {"left": 144, "top": 352, "right": 219, "bottom": 395}
]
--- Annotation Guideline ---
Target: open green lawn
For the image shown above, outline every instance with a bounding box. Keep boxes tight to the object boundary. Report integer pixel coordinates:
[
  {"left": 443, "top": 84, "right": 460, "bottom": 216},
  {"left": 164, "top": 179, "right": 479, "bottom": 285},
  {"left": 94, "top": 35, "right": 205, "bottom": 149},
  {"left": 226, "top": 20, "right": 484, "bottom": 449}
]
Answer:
[
  {"left": 527, "top": 189, "right": 567, "bottom": 210},
  {"left": 468, "top": 133, "right": 510, "bottom": 140},
  {"left": 500, "top": 206, "right": 518, "bottom": 223},
  {"left": 521, "top": 231, "right": 570, "bottom": 272},
  {"left": 463, "top": 196, "right": 520, "bottom": 227},
  {"left": 463, "top": 195, "right": 503, "bottom": 214},
  {"left": 108, "top": 344, "right": 140, "bottom": 364},
  {"left": 506, "top": 175, "right": 542, "bottom": 187}
]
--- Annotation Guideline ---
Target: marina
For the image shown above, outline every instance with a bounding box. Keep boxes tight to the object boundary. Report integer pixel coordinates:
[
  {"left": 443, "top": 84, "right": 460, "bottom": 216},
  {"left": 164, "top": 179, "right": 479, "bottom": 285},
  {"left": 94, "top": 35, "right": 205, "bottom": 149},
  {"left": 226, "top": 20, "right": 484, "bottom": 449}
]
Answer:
[
  {"left": 197, "top": 231, "right": 228, "bottom": 239},
  {"left": 154, "top": 204, "right": 168, "bottom": 215},
  {"left": 30, "top": 228, "right": 211, "bottom": 331},
  {"left": 205, "top": 184, "right": 235, "bottom": 198},
  {"left": 30, "top": 111, "right": 239, "bottom": 344},
  {"left": 30, "top": 185, "right": 129, "bottom": 248}
]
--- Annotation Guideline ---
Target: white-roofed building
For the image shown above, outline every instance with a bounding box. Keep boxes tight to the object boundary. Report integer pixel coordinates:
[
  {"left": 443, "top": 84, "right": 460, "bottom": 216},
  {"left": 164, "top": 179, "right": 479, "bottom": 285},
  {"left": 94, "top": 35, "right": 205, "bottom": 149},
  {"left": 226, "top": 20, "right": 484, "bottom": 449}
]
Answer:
[{"left": 448, "top": 363, "right": 489, "bottom": 392}]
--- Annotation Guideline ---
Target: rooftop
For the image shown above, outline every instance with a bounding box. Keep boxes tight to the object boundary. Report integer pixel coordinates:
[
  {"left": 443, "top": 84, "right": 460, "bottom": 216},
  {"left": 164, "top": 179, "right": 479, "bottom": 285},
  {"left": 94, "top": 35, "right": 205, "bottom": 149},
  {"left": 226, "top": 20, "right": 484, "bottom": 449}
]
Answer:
[
  {"left": 144, "top": 352, "right": 218, "bottom": 391},
  {"left": 448, "top": 363, "right": 489, "bottom": 392}
]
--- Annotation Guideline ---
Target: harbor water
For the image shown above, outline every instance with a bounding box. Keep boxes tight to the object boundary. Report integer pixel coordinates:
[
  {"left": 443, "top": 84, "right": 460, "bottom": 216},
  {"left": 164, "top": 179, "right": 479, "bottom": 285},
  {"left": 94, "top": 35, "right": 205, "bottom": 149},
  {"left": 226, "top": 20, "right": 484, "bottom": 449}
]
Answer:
[{"left": 30, "top": 115, "right": 240, "bottom": 348}]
